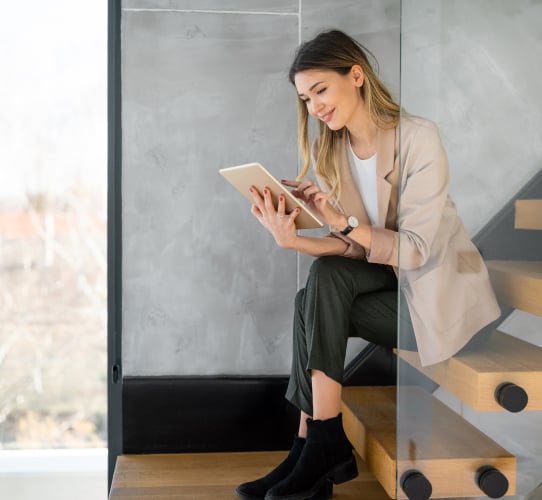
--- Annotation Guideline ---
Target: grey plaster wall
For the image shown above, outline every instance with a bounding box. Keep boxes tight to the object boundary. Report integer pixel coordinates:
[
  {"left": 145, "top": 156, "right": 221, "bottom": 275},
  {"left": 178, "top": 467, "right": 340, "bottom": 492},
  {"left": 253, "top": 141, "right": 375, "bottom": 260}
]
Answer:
[{"left": 120, "top": 1, "right": 401, "bottom": 376}]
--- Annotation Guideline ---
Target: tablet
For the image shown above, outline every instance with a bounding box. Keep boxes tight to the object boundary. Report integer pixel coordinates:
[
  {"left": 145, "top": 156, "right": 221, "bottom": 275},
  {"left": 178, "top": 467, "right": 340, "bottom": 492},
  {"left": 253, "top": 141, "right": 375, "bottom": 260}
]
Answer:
[{"left": 219, "top": 163, "right": 324, "bottom": 230}]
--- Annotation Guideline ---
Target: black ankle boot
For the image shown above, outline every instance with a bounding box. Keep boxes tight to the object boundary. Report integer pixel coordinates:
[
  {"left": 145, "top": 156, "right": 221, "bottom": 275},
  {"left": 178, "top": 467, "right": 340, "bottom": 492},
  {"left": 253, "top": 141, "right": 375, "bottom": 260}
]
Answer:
[
  {"left": 264, "top": 413, "right": 358, "bottom": 500},
  {"left": 236, "top": 436, "right": 333, "bottom": 500}
]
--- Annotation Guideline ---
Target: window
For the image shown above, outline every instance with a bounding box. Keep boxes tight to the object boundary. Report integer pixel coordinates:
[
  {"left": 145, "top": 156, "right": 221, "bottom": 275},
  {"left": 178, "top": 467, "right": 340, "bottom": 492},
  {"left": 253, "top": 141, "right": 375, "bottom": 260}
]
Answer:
[{"left": 0, "top": 0, "right": 106, "bottom": 459}]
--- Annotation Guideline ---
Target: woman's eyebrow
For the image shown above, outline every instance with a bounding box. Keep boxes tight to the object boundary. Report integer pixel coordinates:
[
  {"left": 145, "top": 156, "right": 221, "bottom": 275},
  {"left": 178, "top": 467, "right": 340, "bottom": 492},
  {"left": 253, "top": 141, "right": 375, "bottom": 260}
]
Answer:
[{"left": 298, "top": 81, "right": 324, "bottom": 97}]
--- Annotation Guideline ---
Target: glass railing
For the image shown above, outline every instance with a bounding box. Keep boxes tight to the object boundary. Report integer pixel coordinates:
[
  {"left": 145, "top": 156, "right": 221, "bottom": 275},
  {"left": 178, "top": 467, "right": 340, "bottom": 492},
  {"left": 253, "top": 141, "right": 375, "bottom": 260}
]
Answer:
[{"left": 397, "top": 1, "right": 542, "bottom": 499}]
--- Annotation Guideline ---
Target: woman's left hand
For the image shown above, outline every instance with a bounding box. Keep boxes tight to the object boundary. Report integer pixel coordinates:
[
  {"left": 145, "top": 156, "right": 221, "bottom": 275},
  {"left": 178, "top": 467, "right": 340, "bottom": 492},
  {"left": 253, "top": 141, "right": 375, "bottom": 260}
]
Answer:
[
  {"left": 249, "top": 186, "right": 300, "bottom": 249},
  {"left": 281, "top": 179, "right": 342, "bottom": 227}
]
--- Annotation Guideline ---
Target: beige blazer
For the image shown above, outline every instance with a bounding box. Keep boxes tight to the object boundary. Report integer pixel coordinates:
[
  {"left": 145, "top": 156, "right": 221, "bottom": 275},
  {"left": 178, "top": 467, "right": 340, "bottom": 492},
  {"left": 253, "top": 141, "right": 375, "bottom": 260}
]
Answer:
[{"left": 313, "top": 115, "right": 501, "bottom": 366}]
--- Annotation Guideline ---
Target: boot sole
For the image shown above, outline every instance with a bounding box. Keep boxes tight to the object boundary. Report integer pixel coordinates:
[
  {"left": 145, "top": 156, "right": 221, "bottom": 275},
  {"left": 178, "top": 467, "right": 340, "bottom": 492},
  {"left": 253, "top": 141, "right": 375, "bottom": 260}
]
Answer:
[
  {"left": 264, "top": 455, "right": 358, "bottom": 500},
  {"left": 235, "top": 487, "right": 265, "bottom": 500},
  {"left": 331, "top": 454, "right": 358, "bottom": 485}
]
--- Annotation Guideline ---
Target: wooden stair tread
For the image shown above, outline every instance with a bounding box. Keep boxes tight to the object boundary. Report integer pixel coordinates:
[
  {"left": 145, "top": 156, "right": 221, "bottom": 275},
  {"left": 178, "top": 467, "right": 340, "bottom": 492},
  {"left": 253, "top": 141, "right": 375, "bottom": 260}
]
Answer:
[
  {"left": 109, "top": 450, "right": 389, "bottom": 499},
  {"left": 486, "top": 260, "right": 542, "bottom": 316},
  {"left": 515, "top": 199, "right": 542, "bottom": 230},
  {"left": 341, "top": 386, "right": 516, "bottom": 499},
  {"left": 399, "top": 330, "right": 542, "bottom": 411}
]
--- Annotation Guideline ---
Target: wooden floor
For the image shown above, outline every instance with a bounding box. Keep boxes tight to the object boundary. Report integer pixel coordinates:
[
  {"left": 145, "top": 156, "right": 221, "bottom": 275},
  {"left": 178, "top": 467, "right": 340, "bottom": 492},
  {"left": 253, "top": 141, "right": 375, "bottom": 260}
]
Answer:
[{"left": 110, "top": 450, "right": 390, "bottom": 499}]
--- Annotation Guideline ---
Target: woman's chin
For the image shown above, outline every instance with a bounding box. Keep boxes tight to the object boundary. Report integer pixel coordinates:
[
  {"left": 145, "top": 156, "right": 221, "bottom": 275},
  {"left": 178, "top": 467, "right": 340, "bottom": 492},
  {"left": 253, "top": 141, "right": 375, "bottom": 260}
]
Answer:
[{"left": 325, "top": 121, "right": 343, "bottom": 131}]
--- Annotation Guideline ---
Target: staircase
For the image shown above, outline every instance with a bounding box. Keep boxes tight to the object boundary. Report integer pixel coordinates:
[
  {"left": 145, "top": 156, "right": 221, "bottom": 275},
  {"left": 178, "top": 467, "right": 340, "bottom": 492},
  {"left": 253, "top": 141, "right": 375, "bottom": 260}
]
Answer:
[
  {"left": 109, "top": 199, "right": 540, "bottom": 499},
  {"left": 514, "top": 200, "right": 542, "bottom": 230},
  {"left": 341, "top": 198, "right": 541, "bottom": 499}
]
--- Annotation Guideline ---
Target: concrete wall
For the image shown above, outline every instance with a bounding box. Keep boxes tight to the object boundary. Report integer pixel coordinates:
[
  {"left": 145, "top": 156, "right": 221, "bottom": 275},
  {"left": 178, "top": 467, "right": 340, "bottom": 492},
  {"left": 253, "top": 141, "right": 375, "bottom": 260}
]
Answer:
[{"left": 121, "top": 0, "right": 541, "bottom": 377}]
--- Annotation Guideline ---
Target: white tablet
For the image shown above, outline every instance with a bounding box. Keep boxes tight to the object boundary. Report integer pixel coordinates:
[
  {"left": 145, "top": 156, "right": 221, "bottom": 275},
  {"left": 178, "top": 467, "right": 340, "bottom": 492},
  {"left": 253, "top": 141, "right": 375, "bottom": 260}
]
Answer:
[{"left": 219, "top": 163, "right": 324, "bottom": 230}]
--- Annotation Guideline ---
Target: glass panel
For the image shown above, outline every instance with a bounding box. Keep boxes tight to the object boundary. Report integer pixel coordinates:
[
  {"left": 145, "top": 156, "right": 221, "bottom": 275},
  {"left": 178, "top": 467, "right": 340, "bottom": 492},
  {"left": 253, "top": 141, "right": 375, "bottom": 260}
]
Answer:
[
  {"left": 119, "top": 0, "right": 402, "bottom": 379},
  {"left": 398, "top": 1, "right": 542, "bottom": 499},
  {"left": 0, "top": 1, "right": 107, "bottom": 451},
  {"left": 120, "top": 5, "right": 300, "bottom": 378}
]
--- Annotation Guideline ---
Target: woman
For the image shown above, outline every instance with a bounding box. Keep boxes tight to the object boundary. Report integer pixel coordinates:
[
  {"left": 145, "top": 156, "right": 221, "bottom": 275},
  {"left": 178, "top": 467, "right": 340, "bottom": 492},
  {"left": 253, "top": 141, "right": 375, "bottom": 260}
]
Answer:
[{"left": 236, "top": 29, "right": 500, "bottom": 500}]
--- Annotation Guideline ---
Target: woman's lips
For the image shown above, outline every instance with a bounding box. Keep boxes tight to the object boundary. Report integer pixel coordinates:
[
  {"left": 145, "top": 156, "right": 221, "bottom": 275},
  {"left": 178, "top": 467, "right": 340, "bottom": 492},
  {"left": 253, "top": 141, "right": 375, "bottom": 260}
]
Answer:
[{"left": 319, "top": 109, "right": 335, "bottom": 123}]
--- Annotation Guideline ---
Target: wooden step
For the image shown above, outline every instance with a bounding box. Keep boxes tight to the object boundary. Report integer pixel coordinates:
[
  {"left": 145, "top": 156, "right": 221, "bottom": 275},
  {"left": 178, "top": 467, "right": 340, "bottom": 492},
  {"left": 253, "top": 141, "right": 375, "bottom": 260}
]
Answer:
[
  {"left": 341, "top": 386, "right": 516, "bottom": 499},
  {"left": 109, "top": 450, "right": 390, "bottom": 499},
  {"left": 486, "top": 260, "right": 542, "bottom": 316},
  {"left": 515, "top": 200, "right": 542, "bottom": 230},
  {"left": 399, "top": 330, "right": 542, "bottom": 412}
]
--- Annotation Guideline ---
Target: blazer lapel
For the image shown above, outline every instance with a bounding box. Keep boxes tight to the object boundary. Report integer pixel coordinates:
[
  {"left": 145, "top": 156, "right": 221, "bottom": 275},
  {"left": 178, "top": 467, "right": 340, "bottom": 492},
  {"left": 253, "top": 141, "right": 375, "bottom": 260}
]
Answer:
[{"left": 376, "top": 127, "right": 398, "bottom": 229}]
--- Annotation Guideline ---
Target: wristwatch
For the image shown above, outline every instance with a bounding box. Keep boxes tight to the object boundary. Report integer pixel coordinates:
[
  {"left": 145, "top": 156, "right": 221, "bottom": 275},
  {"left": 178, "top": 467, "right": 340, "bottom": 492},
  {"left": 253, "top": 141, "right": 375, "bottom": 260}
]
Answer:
[{"left": 340, "top": 215, "right": 359, "bottom": 236}]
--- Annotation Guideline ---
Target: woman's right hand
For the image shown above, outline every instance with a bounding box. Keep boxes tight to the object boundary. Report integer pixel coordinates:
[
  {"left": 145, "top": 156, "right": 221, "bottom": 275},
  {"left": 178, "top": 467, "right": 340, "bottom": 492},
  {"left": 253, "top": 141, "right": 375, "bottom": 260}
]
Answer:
[{"left": 249, "top": 186, "right": 300, "bottom": 249}]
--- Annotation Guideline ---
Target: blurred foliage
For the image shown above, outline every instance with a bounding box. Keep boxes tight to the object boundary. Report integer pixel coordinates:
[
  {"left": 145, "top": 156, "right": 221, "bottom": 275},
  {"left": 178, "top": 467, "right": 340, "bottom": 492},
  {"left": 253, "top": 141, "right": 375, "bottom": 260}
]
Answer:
[{"left": 0, "top": 189, "right": 106, "bottom": 449}]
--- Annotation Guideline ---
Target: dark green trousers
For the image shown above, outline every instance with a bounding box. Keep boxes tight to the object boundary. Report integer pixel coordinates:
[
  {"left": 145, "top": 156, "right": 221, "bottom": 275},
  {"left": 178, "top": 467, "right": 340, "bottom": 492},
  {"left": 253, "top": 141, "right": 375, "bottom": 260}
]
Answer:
[{"left": 285, "top": 256, "right": 399, "bottom": 416}]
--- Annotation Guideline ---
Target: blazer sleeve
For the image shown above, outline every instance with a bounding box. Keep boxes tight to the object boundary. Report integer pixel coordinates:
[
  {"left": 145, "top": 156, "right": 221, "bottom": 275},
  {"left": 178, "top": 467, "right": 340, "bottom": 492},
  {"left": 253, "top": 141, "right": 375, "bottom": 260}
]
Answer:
[
  {"left": 368, "top": 120, "right": 450, "bottom": 270},
  {"left": 311, "top": 138, "right": 367, "bottom": 260}
]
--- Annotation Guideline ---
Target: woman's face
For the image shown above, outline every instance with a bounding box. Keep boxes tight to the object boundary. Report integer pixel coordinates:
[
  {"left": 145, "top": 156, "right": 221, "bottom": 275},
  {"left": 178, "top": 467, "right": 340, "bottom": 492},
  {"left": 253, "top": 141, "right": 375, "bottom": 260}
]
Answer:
[{"left": 294, "top": 67, "right": 364, "bottom": 131}]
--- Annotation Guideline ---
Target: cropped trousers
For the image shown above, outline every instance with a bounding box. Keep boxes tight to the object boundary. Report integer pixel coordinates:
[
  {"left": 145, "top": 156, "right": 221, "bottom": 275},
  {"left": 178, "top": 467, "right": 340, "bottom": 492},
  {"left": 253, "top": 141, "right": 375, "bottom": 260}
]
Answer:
[{"left": 285, "top": 255, "right": 399, "bottom": 416}]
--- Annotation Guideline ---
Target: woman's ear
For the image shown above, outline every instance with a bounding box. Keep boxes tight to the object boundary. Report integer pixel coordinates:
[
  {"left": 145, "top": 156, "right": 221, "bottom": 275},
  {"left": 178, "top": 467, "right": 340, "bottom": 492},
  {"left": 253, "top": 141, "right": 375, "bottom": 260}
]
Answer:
[{"left": 350, "top": 65, "right": 364, "bottom": 87}]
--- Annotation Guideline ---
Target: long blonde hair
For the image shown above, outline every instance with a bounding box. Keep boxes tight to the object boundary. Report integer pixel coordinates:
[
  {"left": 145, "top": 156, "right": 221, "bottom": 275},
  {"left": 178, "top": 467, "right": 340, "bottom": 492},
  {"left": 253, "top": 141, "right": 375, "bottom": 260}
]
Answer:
[{"left": 289, "top": 30, "right": 400, "bottom": 199}]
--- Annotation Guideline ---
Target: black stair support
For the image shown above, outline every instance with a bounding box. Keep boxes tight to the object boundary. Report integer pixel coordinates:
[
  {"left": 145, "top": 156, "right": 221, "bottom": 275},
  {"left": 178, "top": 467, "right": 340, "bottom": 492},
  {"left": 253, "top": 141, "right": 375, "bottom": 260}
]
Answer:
[
  {"left": 495, "top": 382, "right": 529, "bottom": 413},
  {"left": 400, "top": 470, "right": 432, "bottom": 500},
  {"left": 343, "top": 344, "right": 396, "bottom": 387},
  {"left": 476, "top": 466, "right": 510, "bottom": 498}
]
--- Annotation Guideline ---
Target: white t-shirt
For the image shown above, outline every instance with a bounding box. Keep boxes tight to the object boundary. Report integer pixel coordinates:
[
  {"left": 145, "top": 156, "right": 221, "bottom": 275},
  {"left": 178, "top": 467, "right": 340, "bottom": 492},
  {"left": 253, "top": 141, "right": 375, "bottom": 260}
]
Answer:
[{"left": 347, "top": 138, "right": 380, "bottom": 227}]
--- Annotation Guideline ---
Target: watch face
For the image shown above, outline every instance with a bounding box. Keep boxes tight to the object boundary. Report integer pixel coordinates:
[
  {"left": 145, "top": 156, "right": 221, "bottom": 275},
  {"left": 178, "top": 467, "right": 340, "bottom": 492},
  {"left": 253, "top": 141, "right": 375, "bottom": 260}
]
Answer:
[{"left": 347, "top": 215, "right": 359, "bottom": 228}]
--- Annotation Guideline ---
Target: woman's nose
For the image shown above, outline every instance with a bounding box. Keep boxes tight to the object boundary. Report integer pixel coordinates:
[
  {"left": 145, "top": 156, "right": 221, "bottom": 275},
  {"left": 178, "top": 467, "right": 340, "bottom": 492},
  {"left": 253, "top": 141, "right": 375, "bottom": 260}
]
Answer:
[{"left": 309, "top": 98, "right": 323, "bottom": 116}]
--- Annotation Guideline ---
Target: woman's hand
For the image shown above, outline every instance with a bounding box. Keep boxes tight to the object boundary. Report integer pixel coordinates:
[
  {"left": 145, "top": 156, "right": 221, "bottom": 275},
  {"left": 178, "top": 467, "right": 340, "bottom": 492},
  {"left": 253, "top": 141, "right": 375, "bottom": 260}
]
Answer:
[
  {"left": 281, "top": 179, "right": 342, "bottom": 227},
  {"left": 249, "top": 186, "right": 300, "bottom": 249}
]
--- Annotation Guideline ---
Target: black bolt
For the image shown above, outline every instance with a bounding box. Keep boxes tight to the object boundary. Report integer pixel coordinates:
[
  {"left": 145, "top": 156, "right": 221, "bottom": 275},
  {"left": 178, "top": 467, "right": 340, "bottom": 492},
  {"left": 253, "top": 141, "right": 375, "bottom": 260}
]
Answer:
[
  {"left": 477, "top": 466, "right": 509, "bottom": 498},
  {"left": 401, "top": 470, "right": 432, "bottom": 500},
  {"left": 495, "top": 382, "right": 528, "bottom": 412}
]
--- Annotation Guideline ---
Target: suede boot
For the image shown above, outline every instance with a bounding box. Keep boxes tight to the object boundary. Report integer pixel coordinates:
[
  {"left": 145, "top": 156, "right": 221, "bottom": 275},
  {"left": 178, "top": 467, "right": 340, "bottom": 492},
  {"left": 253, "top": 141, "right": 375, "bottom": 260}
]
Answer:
[
  {"left": 264, "top": 413, "right": 358, "bottom": 500},
  {"left": 236, "top": 436, "right": 333, "bottom": 500}
]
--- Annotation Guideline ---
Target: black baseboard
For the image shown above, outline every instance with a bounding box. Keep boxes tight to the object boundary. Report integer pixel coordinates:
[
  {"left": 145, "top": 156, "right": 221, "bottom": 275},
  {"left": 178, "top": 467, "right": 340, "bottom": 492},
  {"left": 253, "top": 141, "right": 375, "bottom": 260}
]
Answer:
[
  {"left": 122, "top": 344, "right": 397, "bottom": 454},
  {"left": 122, "top": 376, "right": 299, "bottom": 454}
]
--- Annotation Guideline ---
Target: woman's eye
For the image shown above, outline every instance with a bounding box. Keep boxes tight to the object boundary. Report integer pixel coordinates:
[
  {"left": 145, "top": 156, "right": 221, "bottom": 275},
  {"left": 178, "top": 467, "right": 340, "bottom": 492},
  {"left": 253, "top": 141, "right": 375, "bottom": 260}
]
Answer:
[
  {"left": 302, "top": 98, "right": 310, "bottom": 104},
  {"left": 316, "top": 87, "right": 327, "bottom": 95}
]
